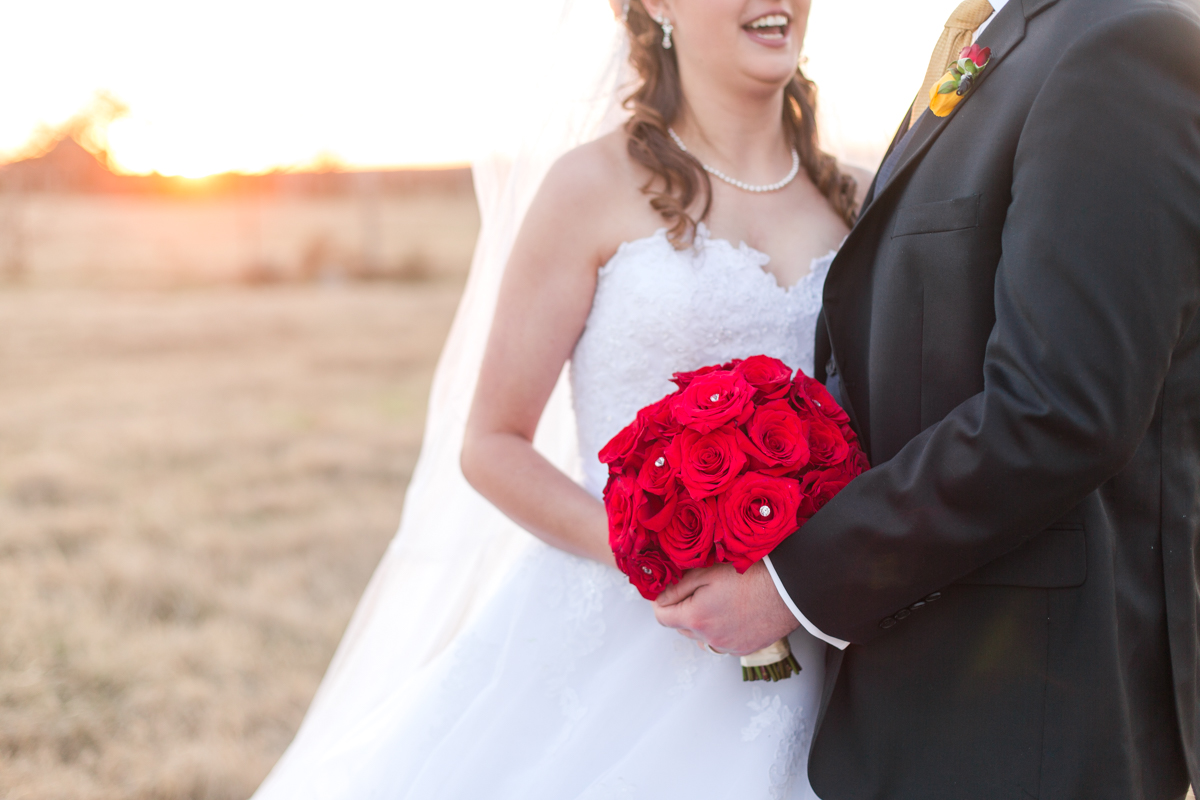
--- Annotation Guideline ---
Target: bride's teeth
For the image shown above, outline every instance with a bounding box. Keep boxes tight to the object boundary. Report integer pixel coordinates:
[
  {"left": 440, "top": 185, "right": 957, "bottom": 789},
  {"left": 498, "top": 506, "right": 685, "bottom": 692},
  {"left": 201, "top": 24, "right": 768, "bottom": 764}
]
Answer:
[{"left": 749, "top": 14, "right": 789, "bottom": 29}]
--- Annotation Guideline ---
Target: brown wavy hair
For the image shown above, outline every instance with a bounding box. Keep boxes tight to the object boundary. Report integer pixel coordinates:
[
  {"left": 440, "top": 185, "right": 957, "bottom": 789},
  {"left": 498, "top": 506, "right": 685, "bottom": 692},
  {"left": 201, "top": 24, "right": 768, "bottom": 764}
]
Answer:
[{"left": 622, "top": 1, "right": 858, "bottom": 247}]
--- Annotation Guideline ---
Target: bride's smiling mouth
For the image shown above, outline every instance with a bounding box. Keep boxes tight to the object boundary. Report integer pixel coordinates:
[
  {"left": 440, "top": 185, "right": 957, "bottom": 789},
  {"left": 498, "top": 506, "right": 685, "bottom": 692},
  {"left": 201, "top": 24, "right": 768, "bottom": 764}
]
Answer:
[{"left": 743, "top": 12, "right": 791, "bottom": 47}]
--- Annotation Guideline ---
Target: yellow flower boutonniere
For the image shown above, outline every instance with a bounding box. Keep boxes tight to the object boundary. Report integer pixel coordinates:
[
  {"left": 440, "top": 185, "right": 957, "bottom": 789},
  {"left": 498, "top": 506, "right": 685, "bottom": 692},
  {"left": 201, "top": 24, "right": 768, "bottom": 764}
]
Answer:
[{"left": 930, "top": 44, "right": 992, "bottom": 117}]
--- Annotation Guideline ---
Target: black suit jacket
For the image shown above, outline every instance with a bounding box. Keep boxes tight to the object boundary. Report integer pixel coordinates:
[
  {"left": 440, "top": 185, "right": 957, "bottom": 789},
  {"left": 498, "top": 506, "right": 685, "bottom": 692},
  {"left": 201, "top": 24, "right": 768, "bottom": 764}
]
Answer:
[{"left": 771, "top": 0, "right": 1200, "bottom": 797}]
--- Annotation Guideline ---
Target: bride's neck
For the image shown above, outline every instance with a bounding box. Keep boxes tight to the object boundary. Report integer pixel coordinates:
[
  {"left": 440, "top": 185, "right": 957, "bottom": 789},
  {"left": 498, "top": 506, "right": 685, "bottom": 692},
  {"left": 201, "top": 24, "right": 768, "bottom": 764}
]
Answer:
[{"left": 672, "top": 81, "right": 790, "bottom": 182}]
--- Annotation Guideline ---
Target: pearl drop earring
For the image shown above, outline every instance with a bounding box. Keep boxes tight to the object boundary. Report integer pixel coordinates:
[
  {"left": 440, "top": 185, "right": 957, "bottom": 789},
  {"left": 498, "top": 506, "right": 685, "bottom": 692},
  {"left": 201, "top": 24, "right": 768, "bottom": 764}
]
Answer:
[{"left": 656, "top": 15, "right": 674, "bottom": 49}]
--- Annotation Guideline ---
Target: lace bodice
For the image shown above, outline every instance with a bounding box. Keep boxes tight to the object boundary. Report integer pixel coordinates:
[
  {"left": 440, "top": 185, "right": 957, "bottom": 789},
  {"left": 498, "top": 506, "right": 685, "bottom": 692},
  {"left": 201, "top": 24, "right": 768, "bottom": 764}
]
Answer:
[{"left": 571, "top": 226, "right": 834, "bottom": 498}]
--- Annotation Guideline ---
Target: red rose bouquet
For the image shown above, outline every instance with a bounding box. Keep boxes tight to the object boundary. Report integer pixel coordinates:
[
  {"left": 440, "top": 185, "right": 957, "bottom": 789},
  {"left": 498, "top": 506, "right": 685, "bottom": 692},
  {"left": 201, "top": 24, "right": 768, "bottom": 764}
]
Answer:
[{"left": 600, "top": 355, "right": 869, "bottom": 681}]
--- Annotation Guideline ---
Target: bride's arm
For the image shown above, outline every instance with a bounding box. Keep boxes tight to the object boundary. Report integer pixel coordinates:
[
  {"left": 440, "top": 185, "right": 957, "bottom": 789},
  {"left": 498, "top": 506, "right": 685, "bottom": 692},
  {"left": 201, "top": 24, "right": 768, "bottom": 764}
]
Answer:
[{"left": 462, "top": 145, "right": 624, "bottom": 568}]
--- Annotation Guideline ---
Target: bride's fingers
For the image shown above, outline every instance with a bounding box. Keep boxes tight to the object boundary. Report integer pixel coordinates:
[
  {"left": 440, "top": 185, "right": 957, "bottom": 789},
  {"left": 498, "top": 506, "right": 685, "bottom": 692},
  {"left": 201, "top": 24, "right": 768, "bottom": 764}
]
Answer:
[
  {"left": 653, "top": 593, "right": 693, "bottom": 630},
  {"left": 653, "top": 568, "right": 709, "bottom": 607},
  {"left": 653, "top": 583, "right": 689, "bottom": 608}
]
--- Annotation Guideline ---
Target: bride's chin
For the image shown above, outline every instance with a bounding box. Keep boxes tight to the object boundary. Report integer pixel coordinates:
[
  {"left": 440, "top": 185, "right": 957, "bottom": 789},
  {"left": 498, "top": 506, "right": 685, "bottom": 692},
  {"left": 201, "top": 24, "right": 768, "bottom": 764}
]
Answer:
[
  {"left": 733, "top": 47, "right": 802, "bottom": 79},
  {"left": 737, "top": 63, "right": 802, "bottom": 89}
]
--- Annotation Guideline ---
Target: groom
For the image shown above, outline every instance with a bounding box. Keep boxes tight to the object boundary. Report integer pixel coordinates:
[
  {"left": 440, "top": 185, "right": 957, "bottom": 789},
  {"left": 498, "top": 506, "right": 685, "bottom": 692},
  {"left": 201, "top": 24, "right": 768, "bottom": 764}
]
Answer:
[{"left": 655, "top": 0, "right": 1200, "bottom": 797}]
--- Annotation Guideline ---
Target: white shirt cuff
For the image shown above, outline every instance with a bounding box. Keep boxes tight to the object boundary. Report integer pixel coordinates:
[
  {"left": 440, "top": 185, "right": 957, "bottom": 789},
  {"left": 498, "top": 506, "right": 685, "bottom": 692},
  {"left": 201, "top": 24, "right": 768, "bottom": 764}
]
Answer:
[{"left": 763, "top": 555, "right": 850, "bottom": 650}]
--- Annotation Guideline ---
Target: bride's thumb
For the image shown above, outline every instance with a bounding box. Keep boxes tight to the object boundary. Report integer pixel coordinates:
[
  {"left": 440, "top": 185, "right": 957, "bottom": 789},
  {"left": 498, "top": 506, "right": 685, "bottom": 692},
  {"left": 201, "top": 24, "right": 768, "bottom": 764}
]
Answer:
[{"left": 654, "top": 573, "right": 702, "bottom": 608}]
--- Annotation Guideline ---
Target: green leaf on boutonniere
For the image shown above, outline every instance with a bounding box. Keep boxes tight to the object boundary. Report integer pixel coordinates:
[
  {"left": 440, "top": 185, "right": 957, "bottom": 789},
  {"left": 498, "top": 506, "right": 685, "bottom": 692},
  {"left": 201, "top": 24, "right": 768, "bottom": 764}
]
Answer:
[
  {"left": 963, "top": 59, "right": 979, "bottom": 76},
  {"left": 938, "top": 79, "right": 959, "bottom": 95}
]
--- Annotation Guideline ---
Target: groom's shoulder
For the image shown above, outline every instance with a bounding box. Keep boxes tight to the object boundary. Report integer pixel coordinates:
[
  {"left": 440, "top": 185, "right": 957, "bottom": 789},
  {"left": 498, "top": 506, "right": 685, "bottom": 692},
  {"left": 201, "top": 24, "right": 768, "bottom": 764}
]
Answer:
[
  {"left": 1051, "top": 0, "right": 1199, "bottom": 20},
  {"left": 1034, "top": 0, "right": 1200, "bottom": 82},
  {"left": 1050, "top": 0, "right": 1200, "bottom": 41},
  {"left": 1122, "top": 0, "right": 1200, "bottom": 18}
]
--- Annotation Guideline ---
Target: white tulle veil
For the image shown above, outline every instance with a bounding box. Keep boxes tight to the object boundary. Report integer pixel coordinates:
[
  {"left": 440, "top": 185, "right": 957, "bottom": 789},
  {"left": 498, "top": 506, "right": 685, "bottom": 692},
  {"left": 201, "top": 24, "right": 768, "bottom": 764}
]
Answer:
[{"left": 251, "top": 3, "right": 630, "bottom": 794}]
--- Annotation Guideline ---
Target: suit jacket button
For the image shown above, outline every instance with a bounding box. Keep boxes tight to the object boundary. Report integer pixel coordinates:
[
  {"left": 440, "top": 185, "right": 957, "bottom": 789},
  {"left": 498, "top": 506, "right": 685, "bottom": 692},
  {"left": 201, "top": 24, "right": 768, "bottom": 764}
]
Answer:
[
  {"left": 880, "top": 616, "right": 897, "bottom": 629},
  {"left": 925, "top": 592, "right": 942, "bottom": 603},
  {"left": 894, "top": 608, "right": 911, "bottom": 620}
]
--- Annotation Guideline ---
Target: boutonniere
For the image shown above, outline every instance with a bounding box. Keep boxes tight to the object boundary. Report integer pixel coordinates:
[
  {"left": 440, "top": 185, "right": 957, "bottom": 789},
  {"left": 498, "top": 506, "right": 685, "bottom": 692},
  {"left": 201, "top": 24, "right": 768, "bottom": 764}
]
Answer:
[{"left": 930, "top": 44, "right": 992, "bottom": 117}]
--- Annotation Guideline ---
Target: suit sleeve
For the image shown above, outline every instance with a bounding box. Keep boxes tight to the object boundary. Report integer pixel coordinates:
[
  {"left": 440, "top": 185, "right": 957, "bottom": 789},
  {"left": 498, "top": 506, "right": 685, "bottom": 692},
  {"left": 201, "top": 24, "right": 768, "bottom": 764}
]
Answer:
[{"left": 771, "top": 7, "right": 1200, "bottom": 645}]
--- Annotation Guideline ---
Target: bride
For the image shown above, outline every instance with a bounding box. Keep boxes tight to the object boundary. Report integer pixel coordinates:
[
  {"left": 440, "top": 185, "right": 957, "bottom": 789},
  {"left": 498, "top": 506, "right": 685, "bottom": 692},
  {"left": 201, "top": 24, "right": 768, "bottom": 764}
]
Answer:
[{"left": 253, "top": 0, "right": 864, "bottom": 797}]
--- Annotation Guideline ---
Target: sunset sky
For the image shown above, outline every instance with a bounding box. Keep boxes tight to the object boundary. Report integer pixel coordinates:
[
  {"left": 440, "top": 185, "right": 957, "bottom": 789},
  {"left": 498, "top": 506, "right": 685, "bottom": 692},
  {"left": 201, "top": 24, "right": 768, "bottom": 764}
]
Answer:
[{"left": 0, "top": 0, "right": 961, "bottom": 177}]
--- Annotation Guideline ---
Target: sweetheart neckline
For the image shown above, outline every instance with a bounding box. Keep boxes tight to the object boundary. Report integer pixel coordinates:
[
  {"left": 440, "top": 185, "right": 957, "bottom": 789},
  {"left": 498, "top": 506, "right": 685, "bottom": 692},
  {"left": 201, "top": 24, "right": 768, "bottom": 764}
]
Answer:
[{"left": 601, "top": 225, "right": 837, "bottom": 294}]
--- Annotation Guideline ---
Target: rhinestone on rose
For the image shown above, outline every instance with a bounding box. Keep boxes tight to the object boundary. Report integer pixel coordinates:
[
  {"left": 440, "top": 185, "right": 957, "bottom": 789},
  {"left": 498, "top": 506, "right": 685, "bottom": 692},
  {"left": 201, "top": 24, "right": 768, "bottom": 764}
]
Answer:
[
  {"left": 709, "top": 393, "right": 721, "bottom": 402},
  {"left": 759, "top": 505, "right": 772, "bottom": 517},
  {"left": 655, "top": 457, "right": 665, "bottom": 467},
  {"left": 641, "top": 566, "right": 653, "bottom": 575}
]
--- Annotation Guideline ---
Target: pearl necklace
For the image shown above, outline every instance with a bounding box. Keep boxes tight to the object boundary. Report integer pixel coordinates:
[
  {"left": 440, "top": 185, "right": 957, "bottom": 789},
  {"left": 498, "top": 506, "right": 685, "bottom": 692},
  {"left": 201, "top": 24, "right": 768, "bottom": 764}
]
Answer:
[{"left": 667, "top": 127, "right": 801, "bottom": 194}]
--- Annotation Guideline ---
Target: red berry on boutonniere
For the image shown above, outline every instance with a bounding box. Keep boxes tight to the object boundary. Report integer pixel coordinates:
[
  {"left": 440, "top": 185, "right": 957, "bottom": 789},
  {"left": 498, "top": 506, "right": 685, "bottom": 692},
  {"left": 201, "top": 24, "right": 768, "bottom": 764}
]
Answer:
[
  {"left": 960, "top": 44, "right": 992, "bottom": 69},
  {"left": 929, "top": 44, "right": 993, "bottom": 117}
]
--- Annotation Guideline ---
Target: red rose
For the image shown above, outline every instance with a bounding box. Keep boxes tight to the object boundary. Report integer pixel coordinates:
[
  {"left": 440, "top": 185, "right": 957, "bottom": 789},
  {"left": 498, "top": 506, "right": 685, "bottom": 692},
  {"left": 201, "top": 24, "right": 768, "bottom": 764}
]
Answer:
[
  {"left": 599, "top": 415, "right": 646, "bottom": 471},
  {"left": 603, "top": 473, "right": 646, "bottom": 558},
  {"left": 735, "top": 355, "right": 793, "bottom": 401},
  {"left": 791, "top": 391, "right": 858, "bottom": 449},
  {"left": 790, "top": 372, "right": 854, "bottom": 463},
  {"left": 960, "top": 43, "right": 991, "bottom": 67},
  {"left": 675, "top": 426, "right": 747, "bottom": 499},
  {"left": 717, "top": 473, "right": 801, "bottom": 572},
  {"left": 672, "top": 370, "right": 755, "bottom": 433},
  {"left": 619, "top": 548, "right": 681, "bottom": 600},
  {"left": 636, "top": 396, "right": 681, "bottom": 443},
  {"left": 739, "top": 400, "right": 811, "bottom": 475},
  {"left": 839, "top": 421, "right": 859, "bottom": 447},
  {"left": 790, "top": 373, "right": 852, "bottom": 429},
  {"left": 659, "top": 495, "right": 718, "bottom": 570},
  {"left": 797, "top": 458, "right": 862, "bottom": 520},
  {"left": 636, "top": 440, "right": 677, "bottom": 495},
  {"left": 670, "top": 359, "right": 742, "bottom": 390},
  {"left": 807, "top": 414, "right": 851, "bottom": 467},
  {"left": 637, "top": 487, "right": 679, "bottom": 532}
]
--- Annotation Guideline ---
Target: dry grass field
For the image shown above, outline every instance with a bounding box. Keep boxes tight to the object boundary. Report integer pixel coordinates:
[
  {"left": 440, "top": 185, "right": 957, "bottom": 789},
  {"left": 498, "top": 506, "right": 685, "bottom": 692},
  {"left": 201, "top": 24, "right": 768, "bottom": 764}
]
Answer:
[
  {"left": 0, "top": 192, "right": 480, "bottom": 288},
  {"left": 0, "top": 281, "right": 461, "bottom": 799}
]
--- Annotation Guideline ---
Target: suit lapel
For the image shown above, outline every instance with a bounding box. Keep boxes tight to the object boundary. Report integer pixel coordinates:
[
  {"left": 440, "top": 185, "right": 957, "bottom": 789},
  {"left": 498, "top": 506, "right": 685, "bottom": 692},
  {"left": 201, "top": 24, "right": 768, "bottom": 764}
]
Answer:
[
  {"left": 820, "top": 0, "right": 1058, "bottom": 457},
  {"left": 855, "top": 0, "right": 1061, "bottom": 224},
  {"left": 860, "top": 108, "right": 912, "bottom": 210},
  {"left": 1022, "top": 0, "right": 1059, "bottom": 17},
  {"left": 860, "top": 2, "right": 1029, "bottom": 216}
]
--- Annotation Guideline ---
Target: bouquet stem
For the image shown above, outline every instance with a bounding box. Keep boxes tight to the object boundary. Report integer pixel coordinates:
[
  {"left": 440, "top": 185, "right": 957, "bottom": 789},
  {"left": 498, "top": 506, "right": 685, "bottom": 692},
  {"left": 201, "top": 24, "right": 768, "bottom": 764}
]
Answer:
[{"left": 740, "top": 637, "right": 801, "bottom": 682}]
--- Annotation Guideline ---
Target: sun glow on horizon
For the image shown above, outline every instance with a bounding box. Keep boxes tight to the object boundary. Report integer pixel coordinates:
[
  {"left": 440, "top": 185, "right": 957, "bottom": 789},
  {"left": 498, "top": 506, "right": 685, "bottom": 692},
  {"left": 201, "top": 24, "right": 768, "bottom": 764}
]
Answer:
[{"left": 1, "top": 0, "right": 959, "bottom": 179}]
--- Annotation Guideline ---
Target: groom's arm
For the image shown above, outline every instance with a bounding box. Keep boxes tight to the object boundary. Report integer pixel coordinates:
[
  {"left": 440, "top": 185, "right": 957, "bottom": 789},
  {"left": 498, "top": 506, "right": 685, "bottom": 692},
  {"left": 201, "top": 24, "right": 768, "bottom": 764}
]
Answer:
[{"left": 769, "top": 7, "right": 1200, "bottom": 645}]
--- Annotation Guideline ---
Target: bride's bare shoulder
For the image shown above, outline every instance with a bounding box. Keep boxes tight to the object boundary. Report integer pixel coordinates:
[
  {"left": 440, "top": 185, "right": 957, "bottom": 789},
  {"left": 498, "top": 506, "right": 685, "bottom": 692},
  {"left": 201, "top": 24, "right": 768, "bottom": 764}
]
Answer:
[
  {"left": 521, "top": 129, "right": 657, "bottom": 264},
  {"left": 538, "top": 129, "right": 642, "bottom": 208}
]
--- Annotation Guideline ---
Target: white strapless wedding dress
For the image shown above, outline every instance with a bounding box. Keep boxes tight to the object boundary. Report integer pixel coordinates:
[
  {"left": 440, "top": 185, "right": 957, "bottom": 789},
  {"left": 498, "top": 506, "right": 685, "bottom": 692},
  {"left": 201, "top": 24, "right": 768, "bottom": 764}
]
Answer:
[{"left": 292, "top": 226, "right": 835, "bottom": 800}]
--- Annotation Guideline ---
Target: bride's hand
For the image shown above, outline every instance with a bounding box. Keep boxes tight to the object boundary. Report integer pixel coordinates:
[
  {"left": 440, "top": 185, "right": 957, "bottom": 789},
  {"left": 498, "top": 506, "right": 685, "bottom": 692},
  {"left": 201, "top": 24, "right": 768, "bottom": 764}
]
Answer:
[{"left": 652, "top": 562, "right": 799, "bottom": 656}]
